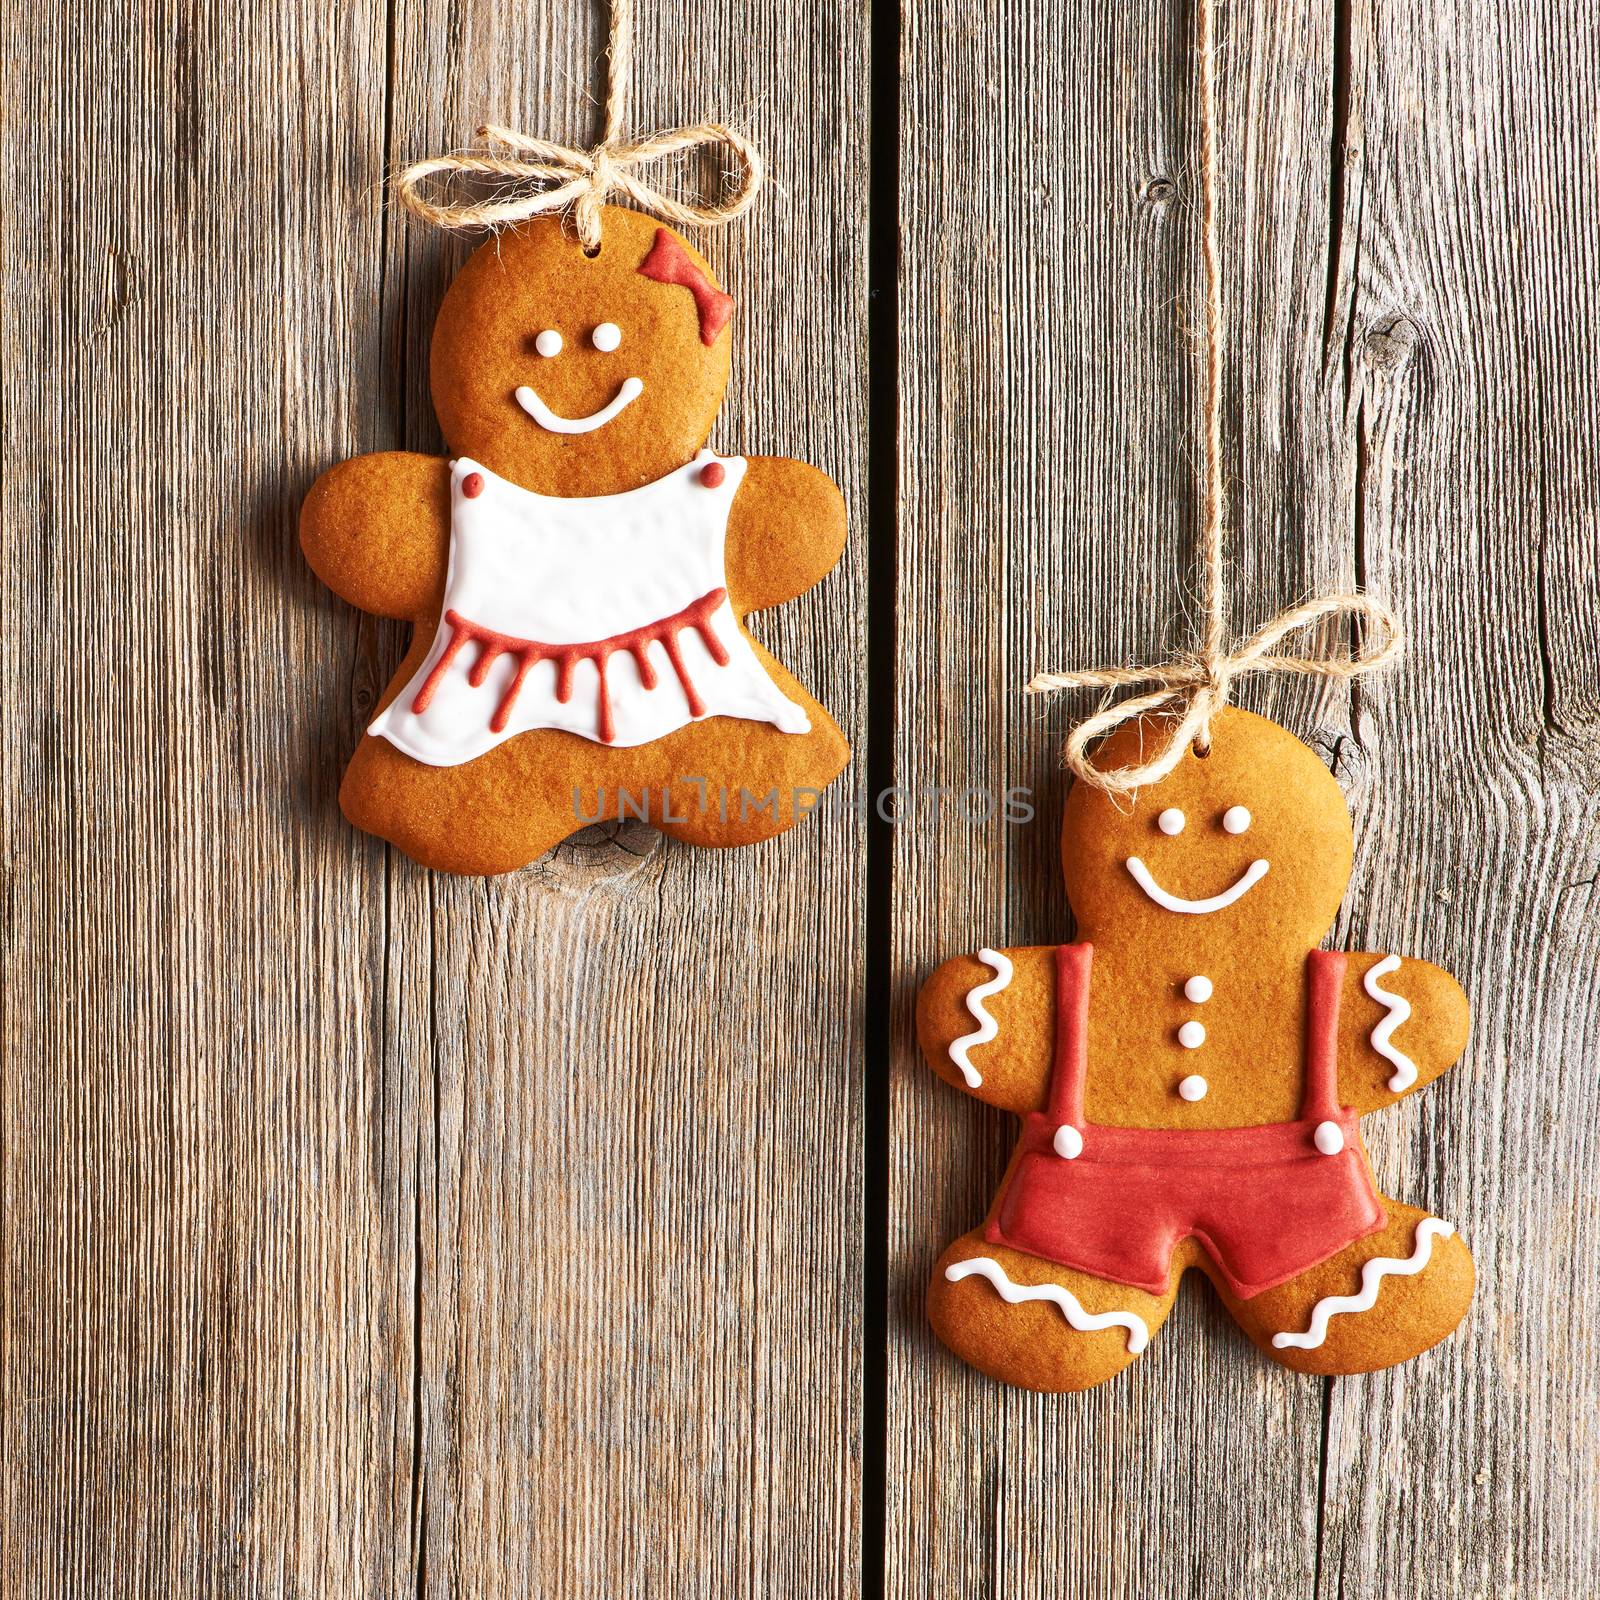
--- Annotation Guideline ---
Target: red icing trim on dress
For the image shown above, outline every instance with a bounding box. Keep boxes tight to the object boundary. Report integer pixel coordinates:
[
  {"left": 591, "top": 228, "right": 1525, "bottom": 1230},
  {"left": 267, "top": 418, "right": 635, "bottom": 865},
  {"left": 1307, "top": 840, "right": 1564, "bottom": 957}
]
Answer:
[
  {"left": 410, "top": 588, "right": 731, "bottom": 745},
  {"left": 986, "top": 945, "right": 1385, "bottom": 1299},
  {"left": 637, "top": 229, "right": 734, "bottom": 345}
]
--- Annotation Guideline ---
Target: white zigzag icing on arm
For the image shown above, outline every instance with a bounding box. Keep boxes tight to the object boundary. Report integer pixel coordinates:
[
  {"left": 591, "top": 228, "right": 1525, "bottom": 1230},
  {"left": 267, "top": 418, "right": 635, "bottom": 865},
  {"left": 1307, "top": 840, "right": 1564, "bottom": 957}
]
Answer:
[
  {"left": 1271, "top": 1219, "right": 1454, "bottom": 1350},
  {"left": 1364, "top": 953, "right": 1418, "bottom": 1091},
  {"left": 947, "top": 948, "right": 1014, "bottom": 1087},
  {"left": 946, "top": 1256, "right": 1150, "bottom": 1353}
]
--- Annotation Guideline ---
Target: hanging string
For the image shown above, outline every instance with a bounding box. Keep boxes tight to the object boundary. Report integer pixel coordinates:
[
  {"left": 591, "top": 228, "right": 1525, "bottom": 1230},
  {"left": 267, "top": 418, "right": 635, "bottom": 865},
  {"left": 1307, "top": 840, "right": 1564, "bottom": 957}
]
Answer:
[
  {"left": 393, "top": 0, "right": 765, "bottom": 252},
  {"left": 1026, "top": 0, "right": 1401, "bottom": 795}
]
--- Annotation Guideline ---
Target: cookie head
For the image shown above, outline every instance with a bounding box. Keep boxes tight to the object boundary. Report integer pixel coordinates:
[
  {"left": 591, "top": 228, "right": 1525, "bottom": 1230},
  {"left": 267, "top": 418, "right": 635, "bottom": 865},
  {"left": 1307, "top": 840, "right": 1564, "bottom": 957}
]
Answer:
[
  {"left": 1061, "top": 707, "right": 1354, "bottom": 949},
  {"left": 429, "top": 207, "right": 734, "bottom": 496}
]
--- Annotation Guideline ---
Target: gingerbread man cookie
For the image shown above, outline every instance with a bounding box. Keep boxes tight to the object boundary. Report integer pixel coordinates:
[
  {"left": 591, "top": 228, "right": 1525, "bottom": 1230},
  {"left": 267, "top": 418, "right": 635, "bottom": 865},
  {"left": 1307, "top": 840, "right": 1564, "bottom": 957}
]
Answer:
[
  {"left": 301, "top": 206, "right": 849, "bottom": 874},
  {"left": 917, "top": 708, "right": 1473, "bottom": 1391}
]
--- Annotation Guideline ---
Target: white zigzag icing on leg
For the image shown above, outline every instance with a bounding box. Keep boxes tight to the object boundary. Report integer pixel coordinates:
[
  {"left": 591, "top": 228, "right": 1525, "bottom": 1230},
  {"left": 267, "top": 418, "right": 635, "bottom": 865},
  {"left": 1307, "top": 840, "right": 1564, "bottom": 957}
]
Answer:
[
  {"left": 948, "top": 948, "right": 1014, "bottom": 1087},
  {"left": 945, "top": 1255, "right": 1150, "bottom": 1354},
  {"left": 1272, "top": 1219, "right": 1454, "bottom": 1351},
  {"left": 1364, "top": 953, "right": 1418, "bottom": 1091}
]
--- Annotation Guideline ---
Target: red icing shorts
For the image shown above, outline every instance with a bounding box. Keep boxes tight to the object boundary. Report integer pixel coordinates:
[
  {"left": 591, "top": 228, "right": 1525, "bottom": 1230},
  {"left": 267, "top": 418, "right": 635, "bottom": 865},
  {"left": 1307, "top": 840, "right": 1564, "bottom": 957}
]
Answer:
[
  {"left": 986, "top": 943, "right": 1385, "bottom": 1300},
  {"left": 988, "top": 1111, "right": 1383, "bottom": 1299}
]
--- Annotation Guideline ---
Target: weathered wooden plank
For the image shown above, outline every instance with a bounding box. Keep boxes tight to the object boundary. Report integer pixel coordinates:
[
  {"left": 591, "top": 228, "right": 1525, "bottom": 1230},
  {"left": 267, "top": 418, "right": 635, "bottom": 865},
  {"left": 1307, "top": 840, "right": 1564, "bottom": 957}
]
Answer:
[
  {"left": 2, "top": 2, "right": 409, "bottom": 1595},
  {"left": 891, "top": 3, "right": 1329, "bottom": 1594},
  {"left": 890, "top": 0, "right": 1598, "bottom": 1594},
  {"left": 379, "top": 1, "right": 868, "bottom": 1596},
  {"left": 1315, "top": 3, "right": 1600, "bottom": 1596},
  {"left": 0, "top": 0, "right": 866, "bottom": 1594}
]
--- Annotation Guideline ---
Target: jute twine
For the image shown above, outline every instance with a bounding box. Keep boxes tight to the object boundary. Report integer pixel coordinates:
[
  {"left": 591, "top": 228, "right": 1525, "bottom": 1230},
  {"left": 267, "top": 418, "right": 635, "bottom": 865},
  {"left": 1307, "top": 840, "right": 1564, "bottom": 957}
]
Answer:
[
  {"left": 1027, "top": 0, "right": 1401, "bottom": 794},
  {"left": 394, "top": 0, "right": 764, "bottom": 251}
]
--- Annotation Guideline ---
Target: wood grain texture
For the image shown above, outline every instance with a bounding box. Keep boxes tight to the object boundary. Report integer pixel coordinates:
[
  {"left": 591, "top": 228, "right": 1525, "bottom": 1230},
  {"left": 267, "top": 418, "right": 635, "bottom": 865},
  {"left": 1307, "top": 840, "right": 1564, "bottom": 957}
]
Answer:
[
  {"left": 0, "top": 0, "right": 865, "bottom": 1595},
  {"left": 890, "top": 2, "right": 1599, "bottom": 1598},
  {"left": 6, "top": 0, "right": 1600, "bottom": 1591}
]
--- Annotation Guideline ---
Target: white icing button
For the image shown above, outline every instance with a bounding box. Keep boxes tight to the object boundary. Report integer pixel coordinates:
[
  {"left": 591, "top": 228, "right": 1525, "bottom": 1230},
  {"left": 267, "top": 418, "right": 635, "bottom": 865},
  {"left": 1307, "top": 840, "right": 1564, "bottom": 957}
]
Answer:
[
  {"left": 535, "top": 328, "right": 563, "bottom": 357},
  {"left": 1157, "top": 807, "right": 1185, "bottom": 835},
  {"left": 1178, "top": 1020, "right": 1206, "bottom": 1049},
  {"left": 1222, "top": 805, "right": 1252, "bottom": 835},
  {"left": 1183, "top": 975, "right": 1213, "bottom": 1003},
  {"left": 1178, "top": 1074, "right": 1208, "bottom": 1102},
  {"left": 591, "top": 321, "right": 622, "bottom": 352},
  {"left": 1314, "top": 1120, "right": 1345, "bottom": 1156},
  {"left": 1053, "top": 1124, "right": 1084, "bottom": 1160}
]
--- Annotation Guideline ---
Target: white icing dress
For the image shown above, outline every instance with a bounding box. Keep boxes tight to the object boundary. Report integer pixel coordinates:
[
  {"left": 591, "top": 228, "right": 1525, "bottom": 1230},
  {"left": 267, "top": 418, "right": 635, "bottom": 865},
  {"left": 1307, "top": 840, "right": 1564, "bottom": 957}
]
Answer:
[{"left": 369, "top": 452, "right": 811, "bottom": 766}]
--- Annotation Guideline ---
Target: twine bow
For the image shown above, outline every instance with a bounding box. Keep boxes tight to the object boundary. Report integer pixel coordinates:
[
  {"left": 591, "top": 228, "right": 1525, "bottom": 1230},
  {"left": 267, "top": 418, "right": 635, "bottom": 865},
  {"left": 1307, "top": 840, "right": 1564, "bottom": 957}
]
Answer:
[
  {"left": 1028, "top": 593, "right": 1402, "bottom": 795},
  {"left": 1027, "top": 0, "right": 1403, "bottom": 795},
  {"left": 393, "top": 0, "right": 764, "bottom": 252}
]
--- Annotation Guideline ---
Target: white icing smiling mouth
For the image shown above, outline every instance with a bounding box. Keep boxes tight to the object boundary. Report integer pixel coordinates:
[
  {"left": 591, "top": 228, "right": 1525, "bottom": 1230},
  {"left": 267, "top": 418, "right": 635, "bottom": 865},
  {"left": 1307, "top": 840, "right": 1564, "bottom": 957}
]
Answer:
[
  {"left": 1126, "top": 855, "right": 1270, "bottom": 914},
  {"left": 515, "top": 376, "right": 644, "bottom": 434}
]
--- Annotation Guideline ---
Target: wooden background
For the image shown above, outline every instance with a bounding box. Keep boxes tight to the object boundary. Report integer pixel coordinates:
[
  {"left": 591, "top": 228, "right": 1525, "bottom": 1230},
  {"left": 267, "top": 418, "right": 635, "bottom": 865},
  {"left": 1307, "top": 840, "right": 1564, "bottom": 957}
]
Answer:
[{"left": 2, "top": 0, "right": 1596, "bottom": 1594}]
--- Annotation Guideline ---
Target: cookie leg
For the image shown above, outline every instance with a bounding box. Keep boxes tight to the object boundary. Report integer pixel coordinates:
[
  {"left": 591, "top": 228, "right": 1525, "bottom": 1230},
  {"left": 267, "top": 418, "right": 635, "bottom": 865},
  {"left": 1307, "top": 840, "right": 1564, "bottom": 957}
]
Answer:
[
  {"left": 1223, "top": 1201, "right": 1474, "bottom": 1376},
  {"left": 649, "top": 694, "right": 850, "bottom": 849},
  {"left": 928, "top": 1230, "right": 1178, "bottom": 1393},
  {"left": 338, "top": 734, "right": 580, "bottom": 875}
]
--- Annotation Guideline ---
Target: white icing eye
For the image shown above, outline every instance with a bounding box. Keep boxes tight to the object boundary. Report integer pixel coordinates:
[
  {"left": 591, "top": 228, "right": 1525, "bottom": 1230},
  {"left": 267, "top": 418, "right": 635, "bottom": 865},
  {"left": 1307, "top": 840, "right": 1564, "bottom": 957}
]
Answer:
[
  {"left": 535, "top": 329, "right": 563, "bottom": 358},
  {"left": 1178, "top": 1021, "right": 1206, "bottom": 1049},
  {"left": 1222, "top": 805, "right": 1252, "bottom": 834},
  {"left": 1183, "top": 975, "right": 1213, "bottom": 1003},
  {"left": 1178, "top": 1074, "right": 1209, "bottom": 1101},
  {"left": 591, "top": 322, "right": 622, "bottom": 352},
  {"left": 1157, "top": 807, "right": 1185, "bottom": 836}
]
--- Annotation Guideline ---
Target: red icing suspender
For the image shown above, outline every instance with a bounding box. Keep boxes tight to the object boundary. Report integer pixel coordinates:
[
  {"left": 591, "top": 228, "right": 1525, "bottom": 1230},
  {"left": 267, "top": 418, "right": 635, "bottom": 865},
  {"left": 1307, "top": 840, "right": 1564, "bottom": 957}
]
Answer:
[
  {"left": 1047, "top": 943, "right": 1093, "bottom": 1127},
  {"left": 1300, "top": 950, "right": 1346, "bottom": 1123},
  {"left": 410, "top": 588, "right": 731, "bottom": 745},
  {"left": 637, "top": 229, "right": 734, "bottom": 345}
]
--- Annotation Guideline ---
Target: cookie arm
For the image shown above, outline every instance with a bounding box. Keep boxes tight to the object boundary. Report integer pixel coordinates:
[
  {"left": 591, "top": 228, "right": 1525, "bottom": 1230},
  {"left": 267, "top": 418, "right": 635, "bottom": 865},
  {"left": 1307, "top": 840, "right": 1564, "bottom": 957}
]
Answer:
[
  {"left": 916, "top": 945, "right": 1057, "bottom": 1114},
  {"left": 300, "top": 452, "right": 452, "bottom": 620},
  {"left": 723, "top": 457, "right": 848, "bottom": 616},
  {"left": 1338, "top": 952, "right": 1471, "bottom": 1113}
]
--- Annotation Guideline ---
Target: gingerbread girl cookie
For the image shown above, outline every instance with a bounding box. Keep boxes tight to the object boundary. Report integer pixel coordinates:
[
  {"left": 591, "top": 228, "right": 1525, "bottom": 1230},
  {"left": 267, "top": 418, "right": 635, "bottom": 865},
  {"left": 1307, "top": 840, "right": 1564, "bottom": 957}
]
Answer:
[
  {"left": 917, "top": 708, "right": 1473, "bottom": 1391},
  {"left": 302, "top": 206, "right": 848, "bottom": 874}
]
